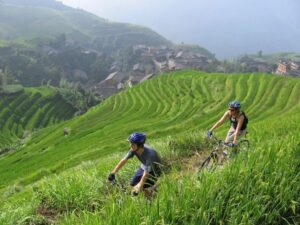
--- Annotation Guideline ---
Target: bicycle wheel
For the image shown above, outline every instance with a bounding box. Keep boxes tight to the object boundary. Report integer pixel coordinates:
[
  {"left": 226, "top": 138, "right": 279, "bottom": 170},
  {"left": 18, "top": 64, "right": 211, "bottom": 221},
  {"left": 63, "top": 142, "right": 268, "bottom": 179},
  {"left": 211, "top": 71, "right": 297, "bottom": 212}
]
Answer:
[
  {"left": 238, "top": 139, "right": 249, "bottom": 152},
  {"left": 201, "top": 152, "right": 219, "bottom": 170}
]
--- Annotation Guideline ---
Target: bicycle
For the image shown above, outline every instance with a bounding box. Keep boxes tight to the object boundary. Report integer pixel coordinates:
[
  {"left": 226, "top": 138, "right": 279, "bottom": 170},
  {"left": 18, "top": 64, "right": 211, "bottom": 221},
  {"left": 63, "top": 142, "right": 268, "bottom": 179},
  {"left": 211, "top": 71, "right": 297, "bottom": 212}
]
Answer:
[{"left": 201, "top": 134, "right": 250, "bottom": 170}]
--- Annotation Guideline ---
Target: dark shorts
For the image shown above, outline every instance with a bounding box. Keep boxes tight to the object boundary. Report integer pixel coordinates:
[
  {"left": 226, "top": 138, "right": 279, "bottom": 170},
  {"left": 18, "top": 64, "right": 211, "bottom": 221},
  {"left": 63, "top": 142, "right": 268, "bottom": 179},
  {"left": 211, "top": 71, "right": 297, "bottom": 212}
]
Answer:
[{"left": 130, "top": 167, "right": 161, "bottom": 188}]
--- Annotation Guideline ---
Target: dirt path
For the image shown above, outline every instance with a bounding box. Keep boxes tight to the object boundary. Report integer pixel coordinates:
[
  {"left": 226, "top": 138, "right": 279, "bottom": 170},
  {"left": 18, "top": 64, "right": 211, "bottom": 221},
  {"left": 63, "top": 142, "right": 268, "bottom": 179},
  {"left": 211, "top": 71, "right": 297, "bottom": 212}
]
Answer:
[{"left": 180, "top": 150, "right": 210, "bottom": 172}]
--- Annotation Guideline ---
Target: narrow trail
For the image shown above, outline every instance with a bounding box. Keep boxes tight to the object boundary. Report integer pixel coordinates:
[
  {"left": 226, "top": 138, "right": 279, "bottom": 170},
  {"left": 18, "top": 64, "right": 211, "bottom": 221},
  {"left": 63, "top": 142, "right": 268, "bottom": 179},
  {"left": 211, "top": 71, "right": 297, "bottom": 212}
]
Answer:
[
  {"left": 163, "top": 147, "right": 212, "bottom": 174},
  {"left": 180, "top": 150, "right": 210, "bottom": 172}
]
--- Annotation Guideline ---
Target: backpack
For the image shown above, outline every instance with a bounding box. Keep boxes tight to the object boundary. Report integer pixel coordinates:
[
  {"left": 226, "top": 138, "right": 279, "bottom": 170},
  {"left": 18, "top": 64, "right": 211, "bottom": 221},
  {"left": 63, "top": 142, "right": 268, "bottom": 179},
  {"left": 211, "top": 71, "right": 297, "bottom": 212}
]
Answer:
[{"left": 242, "top": 111, "right": 248, "bottom": 126}]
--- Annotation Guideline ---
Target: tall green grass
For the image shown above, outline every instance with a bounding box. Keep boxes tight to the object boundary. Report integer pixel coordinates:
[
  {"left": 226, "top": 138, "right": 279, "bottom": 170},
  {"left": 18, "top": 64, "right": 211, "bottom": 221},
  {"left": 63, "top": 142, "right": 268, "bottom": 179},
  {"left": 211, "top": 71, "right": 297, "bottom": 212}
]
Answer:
[
  {"left": 59, "top": 137, "right": 299, "bottom": 225},
  {"left": 1, "top": 128, "right": 299, "bottom": 224}
]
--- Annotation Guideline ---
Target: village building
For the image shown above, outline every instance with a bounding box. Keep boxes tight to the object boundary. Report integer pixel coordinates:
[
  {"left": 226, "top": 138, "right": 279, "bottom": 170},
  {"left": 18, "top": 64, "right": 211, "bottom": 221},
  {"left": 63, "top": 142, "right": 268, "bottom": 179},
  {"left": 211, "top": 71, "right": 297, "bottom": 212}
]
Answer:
[
  {"left": 104, "top": 71, "right": 126, "bottom": 84},
  {"left": 290, "top": 62, "right": 299, "bottom": 71},
  {"left": 140, "top": 74, "right": 155, "bottom": 83},
  {"left": 144, "top": 64, "right": 155, "bottom": 74},
  {"left": 127, "top": 75, "right": 144, "bottom": 87},
  {"left": 153, "top": 60, "right": 168, "bottom": 73},
  {"left": 173, "top": 51, "right": 208, "bottom": 70},
  {"left": 110, "top": 61, "right": 123, "bottom": 72},
  {"left": 93, "top": 71, "right": 126, "bottom": 98},
  {"left": 276, "top": 60, "right": 300, "bottom": 76},
  {"left": 168, "top": 60, "right": 176, "bottom": 71},
  {"left": 93, "top": 82, "right": 116, "bottom": 99},
  {"left": 133, "top": 63, "right": 144, "bottom": 72},
  {"left": 276, "top": 61, "right": 289, "bottom": 75}
]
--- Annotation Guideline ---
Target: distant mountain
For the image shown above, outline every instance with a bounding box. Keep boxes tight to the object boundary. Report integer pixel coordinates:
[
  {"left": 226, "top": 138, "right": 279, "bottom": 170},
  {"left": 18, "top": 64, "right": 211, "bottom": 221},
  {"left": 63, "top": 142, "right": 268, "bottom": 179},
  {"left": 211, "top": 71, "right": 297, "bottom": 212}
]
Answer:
[{"left": 0, "top": 0, "right": 170, "bottom": 50}]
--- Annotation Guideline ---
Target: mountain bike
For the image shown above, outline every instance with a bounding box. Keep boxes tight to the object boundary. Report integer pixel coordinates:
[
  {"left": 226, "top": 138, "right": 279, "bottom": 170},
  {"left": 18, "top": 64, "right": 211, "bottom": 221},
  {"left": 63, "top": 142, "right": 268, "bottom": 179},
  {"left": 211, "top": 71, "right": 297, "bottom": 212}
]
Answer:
[{"left": 201, "top": 134, "right": 249, "bottom": 170}]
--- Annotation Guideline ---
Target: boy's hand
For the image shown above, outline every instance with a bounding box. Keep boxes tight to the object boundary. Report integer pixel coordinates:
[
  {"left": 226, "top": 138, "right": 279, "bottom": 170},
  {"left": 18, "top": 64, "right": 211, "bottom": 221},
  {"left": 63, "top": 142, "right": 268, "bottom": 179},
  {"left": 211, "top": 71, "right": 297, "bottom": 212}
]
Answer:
[
  {"left": 207, "top": 130, "right": 213, "bottom": 137},
  {"left": 132, "top": 183, "right": 141, "bottom": 195},
  {"left": 107, "top": 173, "right": 115, "bottom": 181}
]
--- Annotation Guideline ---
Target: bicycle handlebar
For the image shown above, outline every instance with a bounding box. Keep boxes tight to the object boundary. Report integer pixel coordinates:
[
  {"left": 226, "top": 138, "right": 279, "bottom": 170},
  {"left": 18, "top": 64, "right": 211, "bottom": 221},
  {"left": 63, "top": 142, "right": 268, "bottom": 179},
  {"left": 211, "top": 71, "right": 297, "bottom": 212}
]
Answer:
[
  {"left": 208, "top": 135, "right": 236, "bottom": 148},
  {"left": 209, "top": 134, "right": 224, "bottom": 144}
]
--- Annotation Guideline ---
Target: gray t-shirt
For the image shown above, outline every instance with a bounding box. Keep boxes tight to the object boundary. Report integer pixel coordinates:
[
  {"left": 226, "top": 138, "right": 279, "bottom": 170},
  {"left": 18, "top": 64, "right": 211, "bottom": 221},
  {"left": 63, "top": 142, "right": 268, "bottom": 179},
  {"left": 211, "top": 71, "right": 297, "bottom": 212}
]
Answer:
[{"left": 124, "top": 144, "right": 162, "bottom": 173}]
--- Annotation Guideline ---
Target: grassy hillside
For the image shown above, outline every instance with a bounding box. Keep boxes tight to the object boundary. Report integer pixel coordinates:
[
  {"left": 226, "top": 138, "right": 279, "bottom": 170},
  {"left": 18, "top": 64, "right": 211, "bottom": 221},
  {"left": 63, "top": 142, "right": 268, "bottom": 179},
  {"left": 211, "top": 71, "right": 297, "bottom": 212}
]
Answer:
[
  {"left": 0, "top": 1, "right": 170, "bottom": 49},
  {"left": 0, "top": 87, "right": 76, "bottom": 150},
  {"left": 1, "top": 70, "right": 299, "bottom": 187},
  {"left": 0, "top": 71, "right": 299, "bottom": 224}
]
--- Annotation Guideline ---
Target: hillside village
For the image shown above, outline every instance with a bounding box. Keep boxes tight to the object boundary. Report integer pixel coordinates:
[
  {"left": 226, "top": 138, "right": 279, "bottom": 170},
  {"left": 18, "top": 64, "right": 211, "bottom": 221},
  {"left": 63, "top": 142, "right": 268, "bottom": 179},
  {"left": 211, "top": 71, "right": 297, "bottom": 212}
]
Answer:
[
  {"left": 93, "top": 48, "right": 300, "bottom": 98},
  {"left": 93, "top": 45, "right": 217, "bottom": 98}
]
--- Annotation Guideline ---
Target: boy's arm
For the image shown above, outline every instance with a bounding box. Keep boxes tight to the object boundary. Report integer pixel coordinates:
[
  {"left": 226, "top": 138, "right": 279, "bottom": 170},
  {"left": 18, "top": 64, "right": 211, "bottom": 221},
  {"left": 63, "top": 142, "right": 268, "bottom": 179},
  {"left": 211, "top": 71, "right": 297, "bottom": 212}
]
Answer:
[
  {"left": 134, "top": 170, "right": 149, "bottom": 193},
  {"left": 111, "top": 158, "right": 128, "bottom": 174}
]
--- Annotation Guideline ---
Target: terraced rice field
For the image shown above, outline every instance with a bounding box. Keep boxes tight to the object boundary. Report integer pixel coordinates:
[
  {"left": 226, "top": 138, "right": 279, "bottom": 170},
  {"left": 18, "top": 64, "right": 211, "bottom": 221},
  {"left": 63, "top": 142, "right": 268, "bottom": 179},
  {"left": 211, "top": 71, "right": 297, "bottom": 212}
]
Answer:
[
  {"left": 0, "top": 71, "right": 299, "bottom": 224},
  {"left": 1, "top": 71, "right": 300, "bottom": 188},
  {"left": 0, "top": 87, "right": 76, "bottom": 149}
]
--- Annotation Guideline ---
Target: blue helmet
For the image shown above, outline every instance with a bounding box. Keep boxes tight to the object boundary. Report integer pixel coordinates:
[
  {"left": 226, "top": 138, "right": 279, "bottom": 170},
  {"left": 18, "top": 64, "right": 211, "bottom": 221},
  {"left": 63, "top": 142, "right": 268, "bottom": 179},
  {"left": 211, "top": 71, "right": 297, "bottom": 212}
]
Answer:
[
  {"left": 228, "top": 100, "right": 241, "bottom": 109},
  {"left": 128, "top": 132, "right": 146, "bottom": 144}
]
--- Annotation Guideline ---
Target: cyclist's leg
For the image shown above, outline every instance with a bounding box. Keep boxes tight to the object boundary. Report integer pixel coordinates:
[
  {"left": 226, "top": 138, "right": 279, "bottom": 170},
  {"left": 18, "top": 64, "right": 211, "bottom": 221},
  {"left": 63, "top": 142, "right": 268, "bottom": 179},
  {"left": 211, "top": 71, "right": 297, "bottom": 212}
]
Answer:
[
  {"left": 235, "top": 130, "right": 247, "bottom": 153},
  {"left": 130, "top": 167, "right": 144, "bottom": 187},
  {"left": 225, "top": 127, "right": 235, "bottom": 143},
  {"left": 225, "top": 128, "right": 247, "bottom": 143},
  {"left": 143, "top": 171, "right": 160, "bottom": 198},
  {"left": 228, "top": 129, "right": 247, "bottom": 154}
]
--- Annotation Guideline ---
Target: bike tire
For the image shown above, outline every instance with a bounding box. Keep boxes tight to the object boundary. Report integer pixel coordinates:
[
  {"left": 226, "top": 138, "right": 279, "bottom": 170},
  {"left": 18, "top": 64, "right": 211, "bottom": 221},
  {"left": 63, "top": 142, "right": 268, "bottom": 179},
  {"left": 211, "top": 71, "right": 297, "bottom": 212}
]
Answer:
[{"left": 201, "top": 153, "right": 219, "bottom": 170}]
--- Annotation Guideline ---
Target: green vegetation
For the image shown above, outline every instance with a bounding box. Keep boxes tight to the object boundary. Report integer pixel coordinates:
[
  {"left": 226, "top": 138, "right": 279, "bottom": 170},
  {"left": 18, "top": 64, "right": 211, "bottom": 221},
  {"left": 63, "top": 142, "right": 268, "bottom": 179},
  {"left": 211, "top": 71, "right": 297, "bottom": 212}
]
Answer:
[
  {"left": 58, "top": 79, "right": 102, "bottom": 114},
  {"left": 0, "top": 87, "right": 76, "bottom": 151},
  {"left": 0, "top": 37, "right": 113, "bottom": 87},
  {"left": 0, "top": 1, "right": 170, "bottom": 47},
  {"left": 0, "top": 71, "right": 299, "bottom": 224}
]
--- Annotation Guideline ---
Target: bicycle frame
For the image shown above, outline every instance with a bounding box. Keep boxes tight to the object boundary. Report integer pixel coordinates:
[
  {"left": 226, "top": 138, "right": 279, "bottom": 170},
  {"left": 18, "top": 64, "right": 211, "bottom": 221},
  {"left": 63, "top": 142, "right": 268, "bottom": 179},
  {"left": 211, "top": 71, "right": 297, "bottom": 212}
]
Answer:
[{"left": 201, "top": 134, "right": 250, "bottom": 170}]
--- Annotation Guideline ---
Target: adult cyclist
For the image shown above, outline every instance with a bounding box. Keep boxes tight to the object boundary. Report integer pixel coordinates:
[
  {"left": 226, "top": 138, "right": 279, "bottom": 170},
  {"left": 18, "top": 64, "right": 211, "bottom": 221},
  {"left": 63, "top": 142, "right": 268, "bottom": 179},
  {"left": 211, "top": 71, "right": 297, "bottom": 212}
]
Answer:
[
  {"left": 107, "top": 132, "right": 162, "bottom": 195},
  {"left": 207, "top": 101, "right": 248, "bottom": 147}
]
